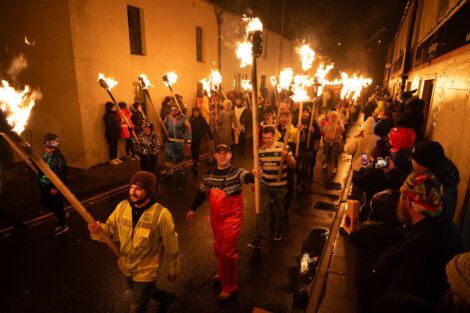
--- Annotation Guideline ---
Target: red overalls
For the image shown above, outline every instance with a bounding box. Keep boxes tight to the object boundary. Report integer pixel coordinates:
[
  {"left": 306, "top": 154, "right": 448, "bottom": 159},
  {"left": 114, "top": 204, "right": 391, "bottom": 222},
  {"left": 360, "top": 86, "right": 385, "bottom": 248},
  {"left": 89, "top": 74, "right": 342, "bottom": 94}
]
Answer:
[{"left": 208, "top": 188, "right": 244, "bottom": 293}]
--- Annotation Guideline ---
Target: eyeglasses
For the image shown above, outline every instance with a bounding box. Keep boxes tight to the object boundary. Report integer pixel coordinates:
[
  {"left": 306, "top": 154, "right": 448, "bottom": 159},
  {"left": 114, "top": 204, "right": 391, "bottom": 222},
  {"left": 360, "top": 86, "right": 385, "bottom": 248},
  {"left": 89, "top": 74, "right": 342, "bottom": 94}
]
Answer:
[{"left": 171, "top": 109, "right": 178, "bottom": 112}]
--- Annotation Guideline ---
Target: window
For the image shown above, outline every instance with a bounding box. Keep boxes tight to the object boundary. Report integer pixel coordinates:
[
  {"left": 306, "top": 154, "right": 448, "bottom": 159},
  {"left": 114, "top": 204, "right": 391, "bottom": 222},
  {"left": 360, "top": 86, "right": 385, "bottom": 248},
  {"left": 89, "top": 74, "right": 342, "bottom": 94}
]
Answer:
[
  {"left": 128, "top": 5, "right": 143, "bottom": 55},
  {"left": 196, "top": 26, "right": 203, "bottom": 62}
]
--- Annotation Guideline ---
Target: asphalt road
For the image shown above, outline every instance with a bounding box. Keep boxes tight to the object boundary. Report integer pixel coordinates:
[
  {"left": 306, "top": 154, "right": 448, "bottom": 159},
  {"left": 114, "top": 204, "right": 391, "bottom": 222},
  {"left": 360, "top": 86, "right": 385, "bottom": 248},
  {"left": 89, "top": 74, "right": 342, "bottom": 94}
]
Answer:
[{"left": 0, "top": 147, "right": 338, "bottom": 313}]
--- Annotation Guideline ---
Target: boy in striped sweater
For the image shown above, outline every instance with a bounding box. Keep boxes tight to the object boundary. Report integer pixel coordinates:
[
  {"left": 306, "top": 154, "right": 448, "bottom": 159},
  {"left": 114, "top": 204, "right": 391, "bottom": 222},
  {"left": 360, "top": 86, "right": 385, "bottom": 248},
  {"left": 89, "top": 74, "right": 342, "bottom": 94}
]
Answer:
[{"left": 249, "top": 126, "right": 296, "bottom": 247}]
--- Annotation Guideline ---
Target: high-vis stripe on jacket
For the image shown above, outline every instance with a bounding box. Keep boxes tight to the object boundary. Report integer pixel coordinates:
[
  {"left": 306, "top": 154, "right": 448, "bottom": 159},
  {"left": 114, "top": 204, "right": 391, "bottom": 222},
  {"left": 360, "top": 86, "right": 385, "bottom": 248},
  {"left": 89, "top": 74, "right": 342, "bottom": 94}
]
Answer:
[{"left": 91, "top": 200, "right": 180, "bottom": 282}]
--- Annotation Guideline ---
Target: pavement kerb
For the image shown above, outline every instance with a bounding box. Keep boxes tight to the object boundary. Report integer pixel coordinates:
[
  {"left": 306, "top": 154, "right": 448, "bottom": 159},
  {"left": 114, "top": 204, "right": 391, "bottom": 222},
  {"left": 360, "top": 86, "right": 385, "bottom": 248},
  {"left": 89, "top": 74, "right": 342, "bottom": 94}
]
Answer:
[{"left": 306, "top": 167, "right": 353, "bottom": 313}]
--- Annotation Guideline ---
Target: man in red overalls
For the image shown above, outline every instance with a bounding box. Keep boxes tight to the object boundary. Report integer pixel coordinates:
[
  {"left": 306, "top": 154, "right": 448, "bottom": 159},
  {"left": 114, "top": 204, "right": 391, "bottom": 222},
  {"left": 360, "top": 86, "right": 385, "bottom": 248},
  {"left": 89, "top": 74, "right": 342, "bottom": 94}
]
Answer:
[{"left": 187, "top": 144, "right": 261, "bottom": 300}]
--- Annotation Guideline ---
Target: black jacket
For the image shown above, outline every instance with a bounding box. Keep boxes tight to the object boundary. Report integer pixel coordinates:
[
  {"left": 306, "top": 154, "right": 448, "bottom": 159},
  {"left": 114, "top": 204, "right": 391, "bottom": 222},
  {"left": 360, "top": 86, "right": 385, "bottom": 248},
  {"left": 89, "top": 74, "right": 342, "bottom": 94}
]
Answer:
[
  {"left": 430, "top": 157, "right": 460, "bottom": 220},
  {"left": 393, "top": 96, "right": 425, "bottom": 138},
  {"left": 189, "top": 115, "right": 213, "bottom": 143},
  {"left": 103, "top": 111, "right": 121, "bottom": 135},
  {"left": 363, "top": 102, "right": 377, "bottom": 120},
  {"left": 368, "top": 216, "right": 462, "bottom": 311}
]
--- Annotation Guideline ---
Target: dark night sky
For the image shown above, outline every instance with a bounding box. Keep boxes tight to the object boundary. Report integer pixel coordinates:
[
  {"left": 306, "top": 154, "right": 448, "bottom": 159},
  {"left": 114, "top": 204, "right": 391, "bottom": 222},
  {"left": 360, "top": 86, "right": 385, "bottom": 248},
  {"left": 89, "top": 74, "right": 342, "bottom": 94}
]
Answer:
[{"left": 210, "top": 0, "right": 408, "bottom": 83}]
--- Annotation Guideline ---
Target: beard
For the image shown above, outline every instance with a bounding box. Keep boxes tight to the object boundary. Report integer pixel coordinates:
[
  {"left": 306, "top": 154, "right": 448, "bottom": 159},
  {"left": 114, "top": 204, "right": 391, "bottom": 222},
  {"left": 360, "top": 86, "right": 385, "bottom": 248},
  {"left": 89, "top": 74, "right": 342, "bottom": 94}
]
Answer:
[{"left": 129, "top": 193, "right": 149, "bottom": 206}]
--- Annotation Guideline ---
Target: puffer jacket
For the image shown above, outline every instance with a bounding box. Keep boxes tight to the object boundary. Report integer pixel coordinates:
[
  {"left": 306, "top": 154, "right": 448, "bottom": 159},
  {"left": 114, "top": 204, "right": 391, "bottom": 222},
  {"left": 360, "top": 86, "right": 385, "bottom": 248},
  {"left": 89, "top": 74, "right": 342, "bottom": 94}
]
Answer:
[{"left": 430, "top": 157, "right": 460, "bottom": 220}]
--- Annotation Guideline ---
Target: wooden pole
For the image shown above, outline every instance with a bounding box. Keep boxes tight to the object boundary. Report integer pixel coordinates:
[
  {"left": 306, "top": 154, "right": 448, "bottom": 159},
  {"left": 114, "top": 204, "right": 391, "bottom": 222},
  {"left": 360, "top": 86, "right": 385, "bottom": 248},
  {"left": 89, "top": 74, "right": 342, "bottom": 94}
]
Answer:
[
  {"left": 251, "top": 56, "right": 260, "bottom": 215},
  {"left": 295, "top": 101, "right": 303, "bottom": 157},
  {"left": 143, "top": 89, "right": 169, "bottom": 137},
  {"left": 161, "top": 75, "right": 184, "bottom": 115},
  {"left": 1, "top": 132, "right": 121, "bottom": 257},
  {"left": 0, "top": 132, "right": 37, "bottom": 174},
  {"left": 306, "top": 103, "right": 315, "bottom": 149}
]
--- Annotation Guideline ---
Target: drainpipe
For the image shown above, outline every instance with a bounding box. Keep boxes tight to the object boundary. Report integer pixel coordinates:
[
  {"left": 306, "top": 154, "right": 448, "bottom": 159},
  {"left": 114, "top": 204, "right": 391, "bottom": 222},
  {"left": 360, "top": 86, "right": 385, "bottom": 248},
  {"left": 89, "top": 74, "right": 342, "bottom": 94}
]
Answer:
[
  {"left": 215, "top": 7, "right": 223, "bottom": 73},
  {"left": 401, "top": 0, "right": 418, "bottom": 93}
]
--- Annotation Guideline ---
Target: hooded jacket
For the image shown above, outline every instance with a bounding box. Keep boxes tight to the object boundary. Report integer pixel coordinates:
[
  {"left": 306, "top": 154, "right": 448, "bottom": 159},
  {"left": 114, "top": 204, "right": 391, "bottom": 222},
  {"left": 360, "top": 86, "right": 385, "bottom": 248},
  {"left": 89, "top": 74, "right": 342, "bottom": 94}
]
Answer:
[
  {"left": 344, "top": 117, "right": 381, "bottom": 171},
  {"left": 103, "top": 103, "right": 121, "bottom": 135},
  {"left": 430, "top": 157, "right": 460, "bottom": 220}
]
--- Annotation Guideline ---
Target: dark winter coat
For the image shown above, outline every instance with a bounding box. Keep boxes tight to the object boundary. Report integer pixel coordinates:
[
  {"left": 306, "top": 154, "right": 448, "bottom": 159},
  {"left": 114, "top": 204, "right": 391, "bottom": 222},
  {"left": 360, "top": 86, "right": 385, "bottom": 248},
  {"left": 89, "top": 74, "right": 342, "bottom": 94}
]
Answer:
[
  {"left": 189, "top": 115, "right": 213, "bottom": 143},
  {"left": 299, "top": 118, "right": 321, "bottom": 152},
  {"left": 368, "top": 216, "right": 462, "bottom": 312},
  {"left": 103, "top": 109, "right": 121, "bottom": 136},
  {"left": 393, "top": 96, "right": 425, "bottom": 138},
  {"left": 390, "top": 148, "right": 413, "bottom": 176},
  {"left": 38, "top": 149, "right": 67, "bottom": 190},
  {"left": 363, "top": 101, "right": 377, "bottom": 121},
  {"left": 430, "top": 157, "right": 460, "bottom": 220},
  {"left": 131, "top": 110, "right": 145, "bottom": 134}
]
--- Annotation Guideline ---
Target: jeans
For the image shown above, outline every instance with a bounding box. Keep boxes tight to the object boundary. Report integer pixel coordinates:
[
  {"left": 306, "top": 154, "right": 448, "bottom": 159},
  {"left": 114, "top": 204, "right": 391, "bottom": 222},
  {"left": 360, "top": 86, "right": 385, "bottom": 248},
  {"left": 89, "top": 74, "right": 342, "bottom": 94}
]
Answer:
[
  {"left": 256, "top": 184, "right": 287, "bottom": 240},
  {"left": 125, "top": 277, "right": 173, "bottom": 313}
]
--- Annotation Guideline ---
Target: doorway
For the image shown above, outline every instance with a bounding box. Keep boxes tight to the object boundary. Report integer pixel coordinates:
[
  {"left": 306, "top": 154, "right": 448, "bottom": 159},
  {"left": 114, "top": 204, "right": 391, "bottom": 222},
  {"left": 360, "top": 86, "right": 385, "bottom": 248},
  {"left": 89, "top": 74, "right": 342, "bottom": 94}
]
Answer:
[{"left": 421, "top": 79, "right": 434, "bottom": 138}]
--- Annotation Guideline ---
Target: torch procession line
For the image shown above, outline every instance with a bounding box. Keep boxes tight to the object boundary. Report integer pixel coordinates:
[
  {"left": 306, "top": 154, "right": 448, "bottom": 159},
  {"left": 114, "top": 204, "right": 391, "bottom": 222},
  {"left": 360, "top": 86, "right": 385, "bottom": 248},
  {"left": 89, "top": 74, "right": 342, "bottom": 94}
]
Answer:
[{"left": 295, "top": 101, "right": 304, "bottom": 157}]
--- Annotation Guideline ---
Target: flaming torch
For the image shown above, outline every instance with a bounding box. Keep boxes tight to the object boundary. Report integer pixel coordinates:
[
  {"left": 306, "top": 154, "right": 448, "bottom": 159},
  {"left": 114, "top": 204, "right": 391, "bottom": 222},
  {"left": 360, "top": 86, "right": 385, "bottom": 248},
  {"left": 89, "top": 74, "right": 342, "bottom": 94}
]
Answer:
[
  {"left": 162, "top": 72, "right": 183, "bottom": 114},
  {"left": 98, "top": 73, "right": 139, "bottom": 144},
  {"left": 211, "top": 69, "right": 227, "bottom": 101},
  {"left": 244, "top": 16, "right": 263, "bottom": 214},
  {"left": 297, "top": 42, "right": 315, "bottom": 72},
  {"left": 138, "top": 74, "right": 168, "bottom": 137},
  {"left": 0, "top": 80, "right": 120, "bottom": 257},
  {"left": 241, "top": 79, "right": 252, "bottom": 109},
  {"left": 278, "top": 67, "right": 294, "bottom": 100},
  {"left": 291, "top": 75, "right": 312, "bottom": 156}
]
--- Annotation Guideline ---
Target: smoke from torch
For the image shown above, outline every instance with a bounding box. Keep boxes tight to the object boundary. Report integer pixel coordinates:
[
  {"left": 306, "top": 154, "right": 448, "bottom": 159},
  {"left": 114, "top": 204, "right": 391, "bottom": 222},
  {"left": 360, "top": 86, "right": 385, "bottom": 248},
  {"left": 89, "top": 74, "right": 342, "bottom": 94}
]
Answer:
[{"left": 297, "top": 43, "right": 315, "bottom": 71}]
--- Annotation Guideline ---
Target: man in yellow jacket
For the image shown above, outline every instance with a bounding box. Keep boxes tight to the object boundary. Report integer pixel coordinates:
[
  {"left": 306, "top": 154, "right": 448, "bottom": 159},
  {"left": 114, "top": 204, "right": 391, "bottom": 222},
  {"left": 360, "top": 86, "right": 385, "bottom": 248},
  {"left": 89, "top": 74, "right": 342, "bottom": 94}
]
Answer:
[{"left": 88, "top": 171, "right": 179, "bottom": 313}]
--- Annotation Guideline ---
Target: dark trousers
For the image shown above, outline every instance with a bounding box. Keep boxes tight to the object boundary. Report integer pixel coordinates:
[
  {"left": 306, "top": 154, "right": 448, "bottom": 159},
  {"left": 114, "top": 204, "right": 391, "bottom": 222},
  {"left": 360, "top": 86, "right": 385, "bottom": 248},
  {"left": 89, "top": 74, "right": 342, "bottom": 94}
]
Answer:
[
  {"left": 40, "top": 188, "right": 66, "bottom": 226},
  {"left": 125, "top": 137, "right": 135, "bottom": 156},
  {"left": 140, "top": 155, "right": 158, "bottom": 173},
  {"left": 125, "top": 277, "right": 173, "bottom": 313},
  {"left": 105, "top": 131, "right": 119, "bottom": 160},
  {"left": 285, "top": 168, "right": 294, "bottom": 213},
  {"left": 191, "top": 138, "right": 201, "bottom": 163}
]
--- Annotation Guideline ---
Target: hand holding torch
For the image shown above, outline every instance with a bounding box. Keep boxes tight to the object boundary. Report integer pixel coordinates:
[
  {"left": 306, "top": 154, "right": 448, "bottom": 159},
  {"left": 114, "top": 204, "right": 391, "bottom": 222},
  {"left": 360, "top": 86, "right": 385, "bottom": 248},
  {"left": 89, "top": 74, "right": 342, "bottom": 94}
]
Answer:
[
  {"left": 162, "top": 73, "right": 184, "bottom": 115},
  {"left": 138, "top": 75, "right": 169, "bottom": 137}
]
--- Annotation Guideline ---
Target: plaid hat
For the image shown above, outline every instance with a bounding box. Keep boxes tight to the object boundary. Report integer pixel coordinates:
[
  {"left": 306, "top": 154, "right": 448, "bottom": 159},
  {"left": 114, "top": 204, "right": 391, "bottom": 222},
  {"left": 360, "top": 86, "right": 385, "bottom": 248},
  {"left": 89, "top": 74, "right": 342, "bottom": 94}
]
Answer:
[
  {"left": 215, "top": 144, "right": 231, "bottom": 153},
  {"left": 402, "top": 170, "right": 443, "bottom": 217},
  {"left": 42, "top": 133, "right": 60, "bottom": 148},
  {"left": 130, "top": 171, "right": 157, "bottom": 197},
  {"left": 411, "top": 141, "right": 445, "bottom": 168},
  {"left": 446, "top": 252, "right": 470, "bottom": 302}
]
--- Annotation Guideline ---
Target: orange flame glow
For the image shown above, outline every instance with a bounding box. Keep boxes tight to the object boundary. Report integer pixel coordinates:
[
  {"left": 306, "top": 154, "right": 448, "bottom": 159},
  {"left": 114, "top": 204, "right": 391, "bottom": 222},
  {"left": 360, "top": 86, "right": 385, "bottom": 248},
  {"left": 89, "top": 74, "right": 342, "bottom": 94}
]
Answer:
[
  {"left": 278, "top": 68, "right": 294, "bottom": 93},
  {"left": 340, "top": 73, "right": 372, "bottom": 100},
  {"left": 98, "top": 73, "right": 118, "bottom": 90},
  {"left": 138, "top": 74, "right": 153, "bottom": 89},
  {"left": 297, "top": 43, "right": 315, "bottom": 71},
  {"left": 241, "top": 79, "right": 252, "bottom": 91},
  {"left": 0, "top": 80, "right": 39, "bottom": 134},
  {"left": 163, "top": 72, "right": 178, "bottom": 87},
  {"left": 243, "top": 17, "right": 263, "bottom": 32},
  {"left": 291, "top": 75, "right": 312, "bottom": 102},
  {"left": 200, "top": 78, "right": 211, "bottom": 97},
  {"left": 270, "top": 76, "right": 277, "bottom": 88},
  {"left": 236, "top": 41, "right": 253, "bottom": 68}
]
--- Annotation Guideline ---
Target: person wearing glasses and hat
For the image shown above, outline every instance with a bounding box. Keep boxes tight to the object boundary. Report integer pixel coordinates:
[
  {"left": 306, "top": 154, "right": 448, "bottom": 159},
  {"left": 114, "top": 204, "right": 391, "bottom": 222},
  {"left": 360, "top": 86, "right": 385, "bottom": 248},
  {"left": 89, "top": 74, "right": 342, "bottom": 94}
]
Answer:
[
  {"left": 162, "top": 104, "right": 192, "bottom": 180},
  {"left": 138, "top": 121, "right": 160, "bottom": 173},
  {"left": 38, "top": 133, "right": 69, "bottom": 236},
  {"left": 187, "top": 144, "right": 262, "bottom": 300}
]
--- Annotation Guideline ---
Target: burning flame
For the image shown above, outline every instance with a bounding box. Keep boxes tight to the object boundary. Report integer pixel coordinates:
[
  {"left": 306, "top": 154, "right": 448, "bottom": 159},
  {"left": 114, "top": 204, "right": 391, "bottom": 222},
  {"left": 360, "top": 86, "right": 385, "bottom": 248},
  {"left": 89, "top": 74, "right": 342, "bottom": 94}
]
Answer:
[
  {"left": 291, "top": 75, "right": 312, "bottom": 102},
  {"left": 241, "top": 80, "right": 252, "bottom": 91},
  {"left": 270, "top": 76, "right": 277, "bottom": 88},
  {"left": 243, "top": 17, "right": 263, "bottom": 32},
  {"left": 163, "top": 72, "right": 178, "bottom": 87},
  {"left": 340, "top": 73, "right": 372, "bottom": 101},
  {"left": 297, "top": 43, "right": 315, "bottom": 71},
  {"left": 24, "top": 36, "right": 35, "bottom": 46},
  {"left": 138, "top": 74, "right": 153, "bottom": 89},
  {"left": 98, "top": 73, "right": 118, "bottom": 90},
  {"left": 314, "top": 63, "right": 334, "bottom": 96},
  {"left": 200, "top": 78, "right": 211, "bottom": 97},
  {"left": 0, "top": 80, "right": 39, "bottom": 134},
  {"left": 236, "top": 41, "right": 253, "bottom": 68},
  {"left": 278, "top": 67, "right": 294, "bottom": 93},
  {"left": 211, "top": 70, "right": 222, "bottom": 89}
]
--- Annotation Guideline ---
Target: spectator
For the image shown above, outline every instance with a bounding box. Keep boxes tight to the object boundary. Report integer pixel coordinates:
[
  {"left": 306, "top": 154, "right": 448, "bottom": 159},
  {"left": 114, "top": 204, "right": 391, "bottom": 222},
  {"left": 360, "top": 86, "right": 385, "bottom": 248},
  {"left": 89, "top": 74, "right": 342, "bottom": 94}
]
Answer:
[
  {"left": 103, "top": 102, "right": 122, "bottom": 165},
  {"left": 411, "top": 141, "right": 460, "bottom": 221},
  {"left": 322, "top": 111, "right": 345, "bottom": 174},
  {"left": 160, "top": 96, "right": 173, "bottom": 122},
  {"left": 374, "top": 98, "right": 394, "bottom": 139},
  {"left": 393, "top": 89, "right": 425, "bottom": 141},
  {"left": 363, "top": 96, "right": 378, "bottom": 121},
  {"left": 440, "top": 252, "right": 470, "bottom": 312},
  {"left": 389, "top": 127, "right": 415, "bottom": 176},
  {"left": 233, "top": 97, "right": 249, "bottom": 147},
  {"left": 130, "top": 102, "right": 146, "bottom": 134},
  {"left": 118, "top": 102, "right": 138, "bottom": 160},
  {"left": 367, "top": 170, "right": 462, "bottom": 312}
]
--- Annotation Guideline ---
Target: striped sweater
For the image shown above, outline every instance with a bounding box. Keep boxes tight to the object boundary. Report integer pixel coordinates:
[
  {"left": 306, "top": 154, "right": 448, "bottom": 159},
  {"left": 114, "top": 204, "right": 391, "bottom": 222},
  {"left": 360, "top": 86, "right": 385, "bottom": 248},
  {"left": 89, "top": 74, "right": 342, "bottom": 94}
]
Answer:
[{"left": 259, "top": 142, "right": 293, "bottom": 187}]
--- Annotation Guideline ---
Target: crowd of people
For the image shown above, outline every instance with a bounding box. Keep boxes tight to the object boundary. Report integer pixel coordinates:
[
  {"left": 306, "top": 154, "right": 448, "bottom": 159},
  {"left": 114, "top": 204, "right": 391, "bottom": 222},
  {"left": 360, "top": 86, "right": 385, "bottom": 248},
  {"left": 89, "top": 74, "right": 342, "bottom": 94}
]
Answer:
[{"left": 10, "top": 84, "right": 467, "bottom": 312}]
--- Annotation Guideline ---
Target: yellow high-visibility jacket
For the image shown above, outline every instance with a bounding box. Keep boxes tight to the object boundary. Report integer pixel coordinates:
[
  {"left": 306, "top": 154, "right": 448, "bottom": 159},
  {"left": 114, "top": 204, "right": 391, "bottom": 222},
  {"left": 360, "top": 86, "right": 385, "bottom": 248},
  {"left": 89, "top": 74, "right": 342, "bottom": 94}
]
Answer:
[
  {"left": 275, "top": 124, "right": 300, "bottom": 143},
  {"left": 91, "top": 200, "right": 180, "bottom": 282}
]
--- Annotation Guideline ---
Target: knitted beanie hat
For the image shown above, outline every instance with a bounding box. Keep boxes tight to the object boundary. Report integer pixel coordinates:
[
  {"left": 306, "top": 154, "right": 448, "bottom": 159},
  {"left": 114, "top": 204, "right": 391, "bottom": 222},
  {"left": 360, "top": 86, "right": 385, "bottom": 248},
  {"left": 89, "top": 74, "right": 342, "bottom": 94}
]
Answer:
[
  {"left": 446, "top": 252, "right": 470, "bottom": 302},
  {"left": 130, "top": 171, "right": 157, "bottom": 197},
  {"left": 411, "top": 141, "right": 445, "bottom": 168},
  {"left": 402, "top": 171, "right": 443, "bottom": 217},
  {"left": 389, "top": 127, "right": 416, "bottom": 151}
]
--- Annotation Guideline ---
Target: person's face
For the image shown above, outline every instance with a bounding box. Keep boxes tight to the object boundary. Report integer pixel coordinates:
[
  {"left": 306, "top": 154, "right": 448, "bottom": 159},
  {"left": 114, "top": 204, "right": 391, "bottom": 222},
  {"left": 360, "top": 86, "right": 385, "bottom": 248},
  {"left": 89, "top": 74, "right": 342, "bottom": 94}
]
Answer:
[
  {"left": 170, "top": 107, "right": 179, "bottom": 116},
  {"left": 396, "top": 187, "right": 412, "bottom": 226},
  {"left": 143, "top": 126, "right": 151, "bottom": 135},
  {"left": 111, "top": 106, "right": 117, "bottom": 111},
  {"left": 193, "top": 110, "right": 200, "bottom": 118},
  {"left": 129, "top": 184, "right": 149, "bottom": 205},
  {"left": 302, "top": 110, "right": 310, "bottom": 121},
  {"left": 262, "top": 132, "right": 275, "bottom": 146},
  {"left": 224, "top": 103, "right": 230, "bottom": 110},
  {"left": 214, "top": 150, "right": 232, "bottom": 167},
  {"left": 279, "top": 114, "right": 289, "bottom": 126},
  {"left": 264, "top": 99, "right": 270, "bottom": 106},
  {"left": 256, "top": 98, "right": 263, "bottom": 105},
  {"left": 235, "top": 99, "right": 242, "bottom": 106},
  {"left": 264, "top": 113, "right": 273, "bottom": 123}
]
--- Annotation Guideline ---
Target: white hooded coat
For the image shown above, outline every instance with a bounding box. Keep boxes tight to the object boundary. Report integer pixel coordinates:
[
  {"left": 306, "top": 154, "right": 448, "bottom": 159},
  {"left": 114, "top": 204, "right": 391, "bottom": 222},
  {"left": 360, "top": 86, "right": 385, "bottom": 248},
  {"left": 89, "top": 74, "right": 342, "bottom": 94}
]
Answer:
[{"left": 344, "top": 117, "right": 381, "bottom": 171}]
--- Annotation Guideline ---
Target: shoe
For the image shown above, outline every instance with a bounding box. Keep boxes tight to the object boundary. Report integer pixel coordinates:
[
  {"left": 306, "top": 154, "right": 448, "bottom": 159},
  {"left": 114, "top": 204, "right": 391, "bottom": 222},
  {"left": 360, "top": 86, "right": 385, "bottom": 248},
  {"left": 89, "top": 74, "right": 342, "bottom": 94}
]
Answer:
[
  {"left": 127, "top": 155, "right": 136, "bottom": 160},
  {"left": 332, "top": 167, "right": 337, "bottom": 174},
  {"left": 110, "top": 159, "right": 119, "bottom": 166},
  {"left": 218, "top": 291, "right": 232, "bottom": 300},
  {"left": 273, "top": 232, "right": 283, "bottom": 241},
  {"left": 52, "top": 224, "right": 69, "bottom": 236},
  {"left": 322, "top": 163, "right": 328, "bottom": 170},
  {"left": 212, "top": 274, "right": 220, "bottom": 283},
  {"left": 115, "top": 158, "right": 123, "bottom": 163},
  {"left": 156, "top": 293, "right": 175, "bottom": 313},
  {"left": 247, "top": 239, "right": 261, "bottom": 249},
  {"left": 134, "top": 155, "right": 140, "bottom": 160}
]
